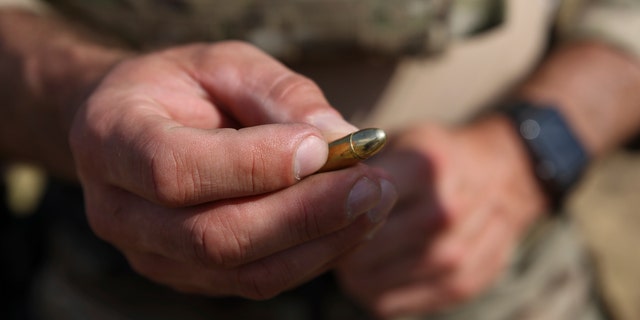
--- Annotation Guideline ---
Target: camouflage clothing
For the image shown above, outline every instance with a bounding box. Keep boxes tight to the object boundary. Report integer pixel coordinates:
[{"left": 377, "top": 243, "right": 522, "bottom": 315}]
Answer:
[{"left": 40, "top": 0, "right": 640, "bottom": 60}]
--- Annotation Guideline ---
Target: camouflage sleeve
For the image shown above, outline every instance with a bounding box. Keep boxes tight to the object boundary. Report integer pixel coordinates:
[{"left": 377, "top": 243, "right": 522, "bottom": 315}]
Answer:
[{"left": 557, "top": 0, "right": 640, "bottom": 58}]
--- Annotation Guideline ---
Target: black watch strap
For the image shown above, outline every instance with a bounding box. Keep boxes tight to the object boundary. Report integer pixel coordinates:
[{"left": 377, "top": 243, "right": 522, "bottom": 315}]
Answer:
[{"left": 504, "top": 101, "right": 590, "bottom": 207}]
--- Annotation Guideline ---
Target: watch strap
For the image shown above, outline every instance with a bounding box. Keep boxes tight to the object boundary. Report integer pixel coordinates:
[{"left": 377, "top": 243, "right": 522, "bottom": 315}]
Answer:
[{"left": 504, "top": 101, "right": 590, "bottom": 207}]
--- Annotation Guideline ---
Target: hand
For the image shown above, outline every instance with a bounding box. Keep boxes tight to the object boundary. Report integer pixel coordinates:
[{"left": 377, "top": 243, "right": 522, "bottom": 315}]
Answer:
[
  {"left": 69, "top": 41, "right": 398, "bottom": 299},
  {"left": 336, "top": 116, "right": 548, "bottom": 318}
]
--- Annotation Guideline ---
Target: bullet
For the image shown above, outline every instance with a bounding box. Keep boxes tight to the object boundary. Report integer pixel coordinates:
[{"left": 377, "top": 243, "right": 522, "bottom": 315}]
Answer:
[{"left": 318, "top": 128, "right": 387, "bottom": 172}]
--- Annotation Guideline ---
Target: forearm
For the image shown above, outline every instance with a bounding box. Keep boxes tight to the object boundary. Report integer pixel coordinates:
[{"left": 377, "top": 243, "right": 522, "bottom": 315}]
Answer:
[
  {"left": 0, "top": 9, "right": 128, "bottom": 179},
  {"left": 467, "top": 41, "right": 640, "bottom": 212},
  {"left": 518, "top": 41, "right": 640, "bottom": 157}
]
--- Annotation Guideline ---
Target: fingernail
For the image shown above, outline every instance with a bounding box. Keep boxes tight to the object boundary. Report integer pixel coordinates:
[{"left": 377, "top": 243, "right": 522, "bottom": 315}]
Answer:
[
  {"left": 294, "top": 135, "right": 328, "bottom": 180},
  {"left": 346, "top": 177, "right": 380, "bottom": 220},
  {"left": 368, "top": 179, "right": 397, "bottom": 223},
  {"left": 309, "top": 112, "right": 358, "bottom": 141}
]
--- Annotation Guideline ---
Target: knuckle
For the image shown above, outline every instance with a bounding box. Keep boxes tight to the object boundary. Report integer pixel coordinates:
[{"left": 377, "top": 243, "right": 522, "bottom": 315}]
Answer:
[
  {"left": 147, "top": 144, "right": 195, "bottom": 207},
  {"left": 295, "top": 197, "right": 321, "bottom": 240},
  {"left": 188, "top": 214, "right": 252, "bottom": 268},
  {"left": 269, "top": 73, "right": 321, "bottom": 105},
  {"left": 303, "top": 210, "right": 322, "bottom": 241},
  {"left": 245, "top": 150, "right": 269, "bottom": 192}
]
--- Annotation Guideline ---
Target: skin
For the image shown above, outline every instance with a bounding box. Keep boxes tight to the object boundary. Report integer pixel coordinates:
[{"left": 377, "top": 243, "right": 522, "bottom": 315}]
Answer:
[
  {"left": 0, "top": 10, "right": 398, "bottom": 299},
  {"left": 336, "top": 42, "right": 640, "bottom": 318}
]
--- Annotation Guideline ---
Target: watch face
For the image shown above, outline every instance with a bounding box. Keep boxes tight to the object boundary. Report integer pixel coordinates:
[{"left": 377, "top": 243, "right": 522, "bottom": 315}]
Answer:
[{"left": 507, "top": 103, "right": 589, "bottom": 203}]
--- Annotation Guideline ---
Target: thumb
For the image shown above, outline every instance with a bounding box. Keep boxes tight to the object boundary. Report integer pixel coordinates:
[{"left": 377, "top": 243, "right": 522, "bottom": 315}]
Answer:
[{"left": 97, "top": 122, "right": 330, "bottom": 207}]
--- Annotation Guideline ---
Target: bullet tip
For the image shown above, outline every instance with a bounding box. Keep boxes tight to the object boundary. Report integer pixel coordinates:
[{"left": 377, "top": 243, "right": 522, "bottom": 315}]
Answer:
[{"left": 351, "top": 128, "right": 387, "bottom": 160}]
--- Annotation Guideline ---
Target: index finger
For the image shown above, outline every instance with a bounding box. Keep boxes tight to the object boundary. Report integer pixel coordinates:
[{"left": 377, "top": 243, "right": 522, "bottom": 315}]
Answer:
[{"left": 186, "top": 41, "right": 357, "bottom": 139}]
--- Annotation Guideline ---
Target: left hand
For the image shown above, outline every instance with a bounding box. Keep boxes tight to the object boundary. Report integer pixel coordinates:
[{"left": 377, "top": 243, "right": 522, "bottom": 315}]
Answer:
[{"left": 336, "top": 116, "right": 549, "bottom": 318}]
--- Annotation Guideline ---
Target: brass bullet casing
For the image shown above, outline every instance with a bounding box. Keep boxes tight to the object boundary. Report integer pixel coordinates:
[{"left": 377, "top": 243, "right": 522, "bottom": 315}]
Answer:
[{"left": 318, "top": 128, "right": 387, "bottom": 172}]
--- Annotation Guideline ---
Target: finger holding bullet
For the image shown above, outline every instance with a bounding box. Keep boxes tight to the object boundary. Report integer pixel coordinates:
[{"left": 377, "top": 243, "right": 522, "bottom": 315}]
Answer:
[{"left": 318, "top": 128, "right": 387, "bottom": 172}]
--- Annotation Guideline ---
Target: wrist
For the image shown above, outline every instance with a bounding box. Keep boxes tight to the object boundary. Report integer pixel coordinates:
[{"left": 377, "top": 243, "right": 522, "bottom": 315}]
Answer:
[
  {"left": 518, "top": 42, "right": 640, "bottom": 156},
  {"left": 501, "top": 101, "right": 590, "bottom": 209},
  {"left": 33, "top": 32, "right": 131, "bottom": 133},
  {"left": 1, "top": 10, "right": 131, "bottom": 179},
  {"left": 43, "top": 44, "right": 130, "bottom": 180}
]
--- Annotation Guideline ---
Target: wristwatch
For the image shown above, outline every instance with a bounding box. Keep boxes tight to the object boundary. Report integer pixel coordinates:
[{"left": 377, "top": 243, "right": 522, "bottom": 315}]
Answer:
[{"left": 504, "top": 101, "right": 590, "bottom": 207}]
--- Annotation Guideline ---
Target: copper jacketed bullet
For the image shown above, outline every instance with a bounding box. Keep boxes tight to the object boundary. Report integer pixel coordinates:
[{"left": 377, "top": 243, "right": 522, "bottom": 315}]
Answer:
[{"left": 318, "top": 128, "right": 387, "bottom": 172}]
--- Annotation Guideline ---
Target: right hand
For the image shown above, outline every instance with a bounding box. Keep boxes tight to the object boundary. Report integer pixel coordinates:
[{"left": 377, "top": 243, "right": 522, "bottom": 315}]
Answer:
[{"left": 69, "top": 41, "right": 397, "bottom": 299}]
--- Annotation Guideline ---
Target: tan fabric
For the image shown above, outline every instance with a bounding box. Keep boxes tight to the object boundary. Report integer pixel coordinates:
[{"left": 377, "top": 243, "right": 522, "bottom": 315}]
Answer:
[
  {"left": 569, "top": 152, "right": 640, "bottom": 320},
  {"left": 359, "top": 0, "right": 554, "bottom": 129},
  {"left": 558, "top": 0, "right": 640, "bottom": 58}
]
